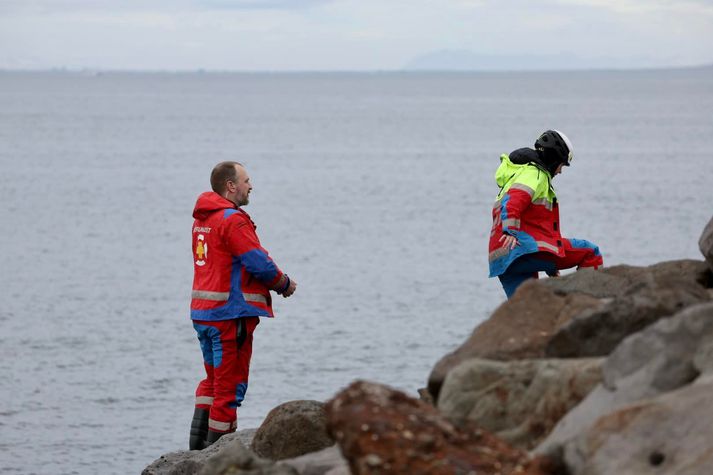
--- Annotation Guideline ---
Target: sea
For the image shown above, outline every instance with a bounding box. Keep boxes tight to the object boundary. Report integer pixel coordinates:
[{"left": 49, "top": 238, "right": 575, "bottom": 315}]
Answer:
[{"left": 1, "top": 69, "right": 712, "bottom": 474}]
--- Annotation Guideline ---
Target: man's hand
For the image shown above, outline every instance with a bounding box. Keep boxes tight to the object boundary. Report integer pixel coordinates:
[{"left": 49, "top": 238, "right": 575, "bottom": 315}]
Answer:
[
  {"left": 499, "top": 233, "right": 519, "bottom": 250},
  {"left": 282, "top": 278, "right": 297, "bottom": 298}
]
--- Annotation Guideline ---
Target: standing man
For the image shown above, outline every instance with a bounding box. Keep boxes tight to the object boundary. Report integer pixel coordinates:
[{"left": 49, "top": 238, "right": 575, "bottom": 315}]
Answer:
[
  {"left": 488, "top": 130, "right": 603, "bottom": 298},
  {"left": 189, "top": 161, "right": 296, "bottom": 450}
]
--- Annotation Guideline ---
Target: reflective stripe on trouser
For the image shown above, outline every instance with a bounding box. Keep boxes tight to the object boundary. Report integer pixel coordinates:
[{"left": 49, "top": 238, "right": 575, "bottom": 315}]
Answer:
[
  {"left": 498, "top": 238, "right": 603, "bottom": 299},
  {"left": 192, "top": 317, "right": 260, "bottom": 432}
]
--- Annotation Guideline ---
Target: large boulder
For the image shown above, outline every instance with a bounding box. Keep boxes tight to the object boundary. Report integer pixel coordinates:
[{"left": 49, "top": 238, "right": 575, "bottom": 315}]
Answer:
[
  {"left": 325, "top": 380, "right": 557, "bottom": 475},
  {"left": 428, "top": 281, "right": 603, "bottom": 401},
  {"left": 542, "top": 260, "right": 712, "bottom": 298},
  {"left": 700, "top": 216, "right": 713, "bottom": 272},
  {"left": 437, "top": 357, "right": 603, "bottom": 450},
  {"left": 251, "top": 400, "right": 333, "bottom": 461},
  {"left": 540, "top": 266, "right": 630, "bottom": 298},
  {"left": 561, "top": 374, "right": 713, "bottom": 475},
  {"left": 537, "top": 302, "right": 713, "bottom": 458},
  {"left": 545, "top": 275, "right": 710, "bottom": 358}
]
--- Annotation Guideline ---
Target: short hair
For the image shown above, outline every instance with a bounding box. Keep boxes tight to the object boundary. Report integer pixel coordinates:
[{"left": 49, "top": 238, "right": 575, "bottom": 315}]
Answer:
[{"left": 210, "top": 161, "right": 243, "bottom": 194}]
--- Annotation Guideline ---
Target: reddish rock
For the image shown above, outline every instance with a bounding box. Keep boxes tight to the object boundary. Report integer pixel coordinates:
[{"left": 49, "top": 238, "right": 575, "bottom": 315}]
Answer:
[{"left": 325, "top": 380, "right": 558, "bottom": 475}]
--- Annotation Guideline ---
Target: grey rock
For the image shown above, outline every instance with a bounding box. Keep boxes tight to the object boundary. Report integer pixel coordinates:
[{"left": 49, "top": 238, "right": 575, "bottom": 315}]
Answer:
[
  {"left": 562, "top": 374, "right": 713, "bottom": 475},
  {"left": 542, "top": 259, "right": 711, "bottom": 298},
  {"left": 546, "top": 276, "right": 710, "bottom": 358},
  {"left": 540, "top": 267, "right": 628, "bottom": 298},
  {"left": 323, "top": 468, "right": 350, "bottom": 475},
  {"left": 198, "top": 439, "right": 298, "bottom": 475},
  {"left": 427, "top": 280, "right": 603, "bottom": 402},
  {"left": 693, "top": 339, "right": 713, "bottom": 374},
  {"left": 278, "top": 445, "right": 348, "bottom": 475},
  {"left": 251, "top": 400, "right": 333, "bottom": 461},
  {"left": 438, "top": 357, "right": 603, "bottom": 449},
  {"left": 142, "top": 430, "right": 277, "bottom": 475},
  {"left": 700, "top": 215, "right": 713, "bottom": 272},
  {"left": 537, "top": 302, "right": 713, "bottom": 458}
]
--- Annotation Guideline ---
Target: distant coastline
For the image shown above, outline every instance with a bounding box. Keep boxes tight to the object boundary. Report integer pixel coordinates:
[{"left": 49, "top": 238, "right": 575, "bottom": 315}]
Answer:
[{"left": 1, "top": 63, "right": 712, "bottom": 75}]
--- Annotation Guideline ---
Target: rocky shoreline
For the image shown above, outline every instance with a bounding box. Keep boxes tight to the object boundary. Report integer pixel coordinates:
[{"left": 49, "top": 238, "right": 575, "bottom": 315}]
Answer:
[{"left": 144, "top": 215, "right": 713, "bottom": 475}]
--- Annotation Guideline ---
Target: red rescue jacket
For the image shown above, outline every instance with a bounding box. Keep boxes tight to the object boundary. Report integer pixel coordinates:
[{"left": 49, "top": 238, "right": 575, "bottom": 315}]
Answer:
[{"left": 190, "top": 192, "right": 288, "bottom": 321}]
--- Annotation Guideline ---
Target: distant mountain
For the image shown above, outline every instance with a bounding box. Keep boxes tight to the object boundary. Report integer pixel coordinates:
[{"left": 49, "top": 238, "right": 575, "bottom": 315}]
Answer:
[{"left": 403, "top": 49, "right": 675, "bottom": 72}]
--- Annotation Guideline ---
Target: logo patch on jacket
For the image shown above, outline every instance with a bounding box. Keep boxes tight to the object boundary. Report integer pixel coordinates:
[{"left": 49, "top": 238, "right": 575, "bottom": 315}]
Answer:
[{"left": 195, "top": 234, "right": 208, "bottom": 267}]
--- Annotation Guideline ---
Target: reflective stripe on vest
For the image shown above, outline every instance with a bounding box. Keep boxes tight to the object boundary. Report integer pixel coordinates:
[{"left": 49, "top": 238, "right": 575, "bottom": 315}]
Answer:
[
  {"left": 192, "top": 290, "right": 267, "bottom": 305},
  {"left": 489, "top": 247, "right": 510, "bottom": 262},
  {"left": 243, "top": 293, "right": 267, "bottom": 305},
  {"left": 536, "top": 240, "right": 560, "bottom": 253},
  {"left": 489, "top": 240, "right": 560, "bottom": 262},
  {"left": 192, "top": 290, "right": 229, "bottom": 301}
]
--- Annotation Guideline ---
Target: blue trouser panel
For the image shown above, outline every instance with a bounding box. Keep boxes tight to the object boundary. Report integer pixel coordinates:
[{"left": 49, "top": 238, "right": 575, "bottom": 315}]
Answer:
[{"left": 498, "top": 255, "right": 558, "bottom": 299}]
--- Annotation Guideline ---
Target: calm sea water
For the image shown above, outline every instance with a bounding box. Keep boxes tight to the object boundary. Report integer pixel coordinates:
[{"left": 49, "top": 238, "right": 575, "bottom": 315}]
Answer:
[{"left": 1, "top": 69, "right": 712, "bottom": 474}]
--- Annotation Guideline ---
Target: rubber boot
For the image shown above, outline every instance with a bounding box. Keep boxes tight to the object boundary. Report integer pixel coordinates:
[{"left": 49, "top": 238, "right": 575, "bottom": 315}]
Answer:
[
  {"left": 189, "top": 408, "right": 209, "bottom": 450},
  {"left": 205, "top": 429, "right": 227, "bottom": 447}
]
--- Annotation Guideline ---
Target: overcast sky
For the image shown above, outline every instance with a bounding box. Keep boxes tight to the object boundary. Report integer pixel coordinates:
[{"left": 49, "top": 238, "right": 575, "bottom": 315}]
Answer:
[{"left": 1, "top": 0, "right": 712, "bottom": 71}]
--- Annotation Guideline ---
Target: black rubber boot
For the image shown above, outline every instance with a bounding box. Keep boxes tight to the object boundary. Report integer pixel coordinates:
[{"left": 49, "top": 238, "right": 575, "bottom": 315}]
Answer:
[
  {"left": 189, "top": 408, "right": 209, "bottom": 450},
  {"left": 205, "top": 429, "right": 227, "bottom": 447}
]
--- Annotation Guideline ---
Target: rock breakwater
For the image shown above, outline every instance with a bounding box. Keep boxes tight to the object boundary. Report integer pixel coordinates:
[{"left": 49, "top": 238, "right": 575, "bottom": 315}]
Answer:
[{"left": 145, "top": 216, "right": 713, "bottom": 474}]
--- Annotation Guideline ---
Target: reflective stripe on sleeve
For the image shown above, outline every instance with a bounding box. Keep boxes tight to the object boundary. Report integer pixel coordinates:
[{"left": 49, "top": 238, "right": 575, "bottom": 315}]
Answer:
[
  {"left": 192, "top": 290, "right": 230, "bottom": 301},
  {"left": 532, "top": 198, "right": 553, "bottom": 210},
  {"left": 502, "top": 218, "right": 521, "bottom": 229},
  {"left": 509, "top": 183, "right": 535, "bottom": 197},
  {"left": 195, "top": 396, "right": 214, "bottom": 406}
]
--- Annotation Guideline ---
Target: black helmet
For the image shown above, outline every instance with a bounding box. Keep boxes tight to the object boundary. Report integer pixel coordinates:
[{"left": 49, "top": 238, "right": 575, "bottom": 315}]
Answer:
[{"left": 535, "top": 130, "right": 574, "bottom": 167}]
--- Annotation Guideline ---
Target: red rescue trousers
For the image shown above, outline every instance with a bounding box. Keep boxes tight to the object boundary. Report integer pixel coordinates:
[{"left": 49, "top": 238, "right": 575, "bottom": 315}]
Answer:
[{"left": 192, "top": 317, "right": 259, "bottom": 433}]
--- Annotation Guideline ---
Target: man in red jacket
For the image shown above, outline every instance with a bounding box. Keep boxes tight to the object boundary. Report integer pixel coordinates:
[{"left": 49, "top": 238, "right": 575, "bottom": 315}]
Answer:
[{"left": 188, "top": 161, "right": 297, "bottom": 450}]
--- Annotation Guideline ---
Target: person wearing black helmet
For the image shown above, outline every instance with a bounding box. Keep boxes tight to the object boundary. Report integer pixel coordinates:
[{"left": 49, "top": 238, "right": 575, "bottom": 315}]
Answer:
[{"left": 488, "top": 130, "right": 603, "bottom": 298}]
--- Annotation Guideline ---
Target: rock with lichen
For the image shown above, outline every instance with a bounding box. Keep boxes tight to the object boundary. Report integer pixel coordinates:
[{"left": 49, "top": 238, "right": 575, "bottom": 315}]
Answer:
[{"left": 325, "top": 380, "right": 558, "bottom": 475}]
